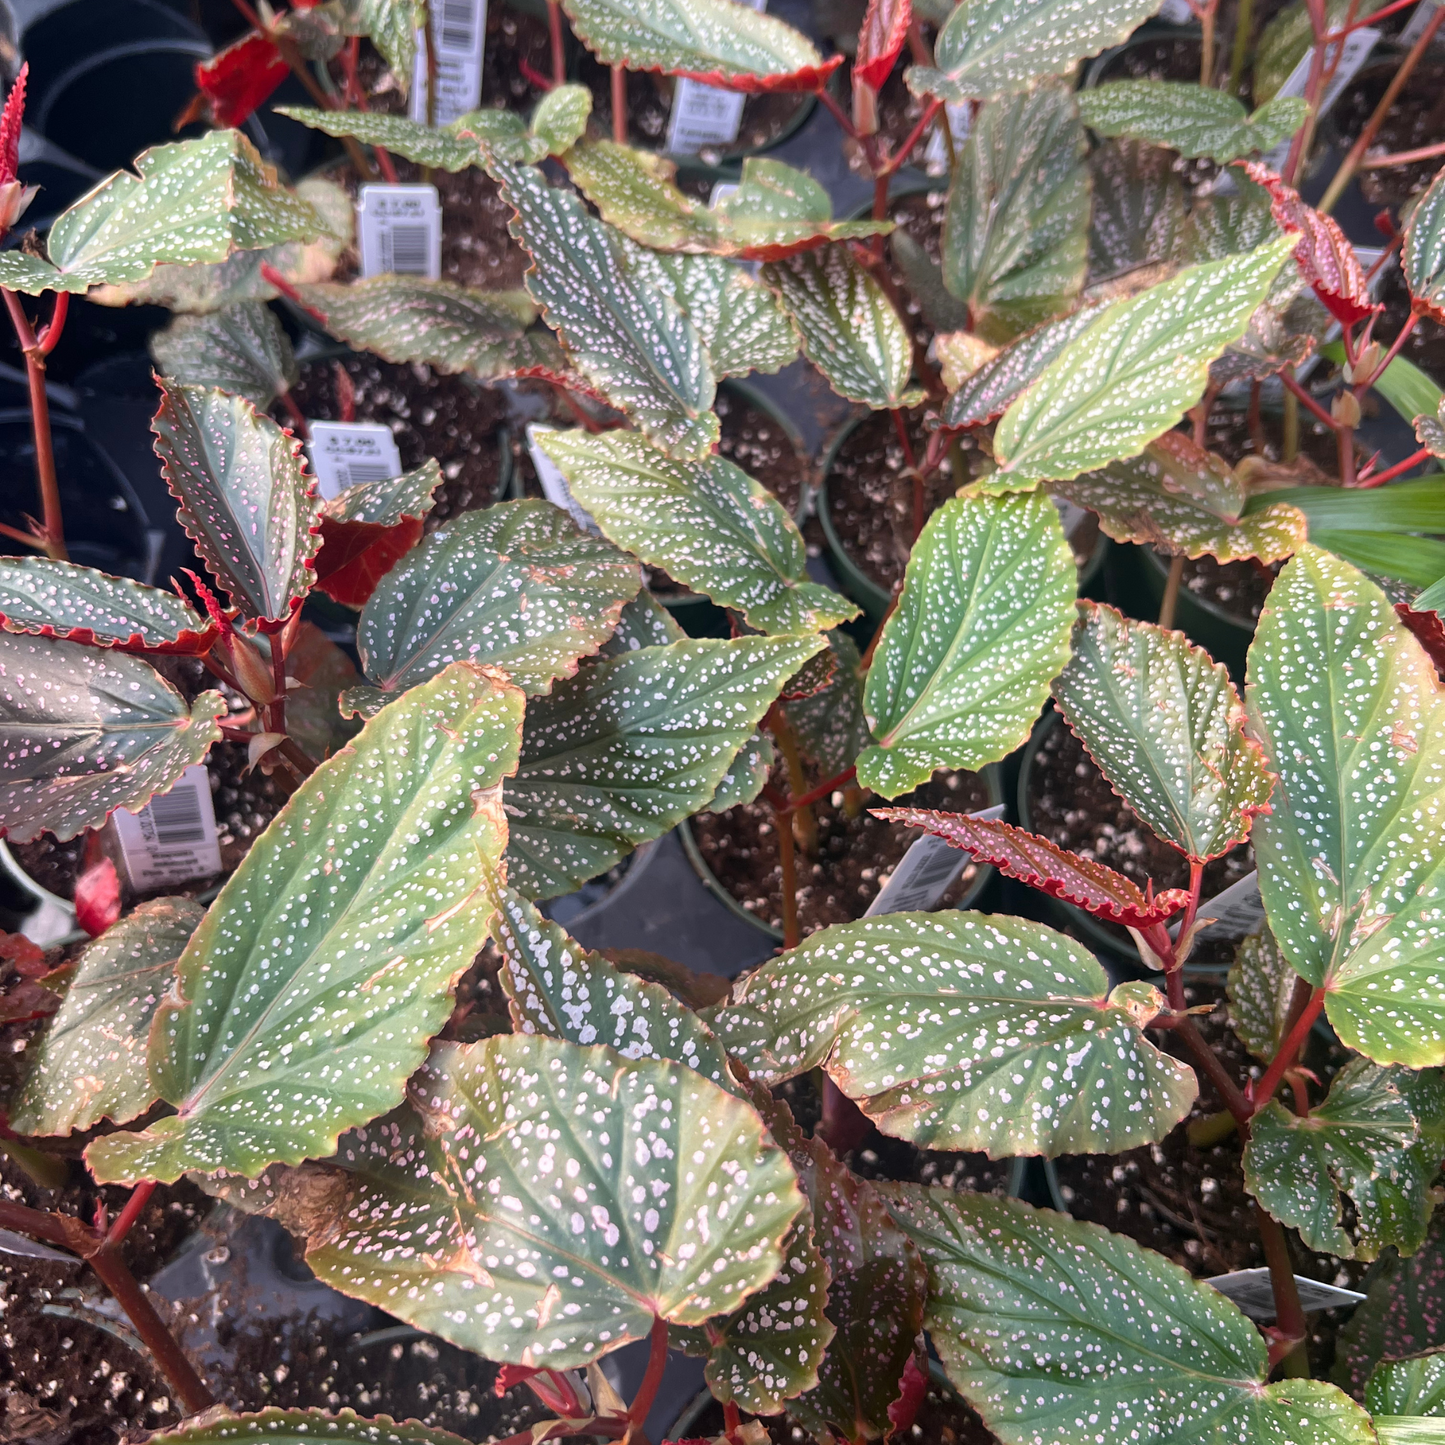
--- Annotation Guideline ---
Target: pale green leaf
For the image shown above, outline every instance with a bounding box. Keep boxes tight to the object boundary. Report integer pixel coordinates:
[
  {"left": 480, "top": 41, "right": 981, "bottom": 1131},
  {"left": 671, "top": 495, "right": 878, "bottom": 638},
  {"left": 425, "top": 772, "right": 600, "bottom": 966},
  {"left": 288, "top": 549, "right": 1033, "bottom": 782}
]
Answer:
[
  {"left": 276, "top": 108, "right": 499, "bottom": 169},
  {"left": 1227, "top": 925, "right": 1302, "bottom": 1065},
  {"left": 529, "top": 84, "right": 594, "bottom": 155},
  {"left": 1369, "top": 1348, "right": 1445, "bottom": 1418},
  {"left": 150, "top": 301, "right": 298, "bottom": 410},
  {"left": 943, "top": 306, "right": 1099, "bottom": 428},
  {"left": 353, "top": 0, "right": 423, "bottom": 81},
  {"left": 1077, "top": 82, "right": 1309, "bottom": 162},
  {"left": 1377, "top": 1419, "right": 1445, "bottom": 1445}
]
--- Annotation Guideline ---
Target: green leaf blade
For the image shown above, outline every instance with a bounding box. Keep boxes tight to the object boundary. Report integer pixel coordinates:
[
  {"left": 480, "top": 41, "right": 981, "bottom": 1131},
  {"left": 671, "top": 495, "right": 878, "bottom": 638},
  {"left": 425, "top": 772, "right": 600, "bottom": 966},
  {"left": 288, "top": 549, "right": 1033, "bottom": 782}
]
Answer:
[
  {"left": 1405, "top": 162, "right": 1445, "bottom": 323},
  {"left": 150, "top": 300, "right": 298, "bottom": 410},
  {"left": 1368, "top": 1348, "right": 1445, "bottom": 1418},
  {"left": 1077, "top": 81, "right": 1308, "bottom": 163},
  {"left": 1227, "top": 925, "right": 1302, "bottom": 1064}
]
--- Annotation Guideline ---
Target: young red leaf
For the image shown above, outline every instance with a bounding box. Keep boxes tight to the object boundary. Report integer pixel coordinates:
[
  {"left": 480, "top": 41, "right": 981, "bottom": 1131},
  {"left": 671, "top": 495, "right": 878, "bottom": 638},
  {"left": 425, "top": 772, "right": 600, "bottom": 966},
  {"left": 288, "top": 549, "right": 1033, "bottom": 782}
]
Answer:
[
  {"left": 0, "top": 930, "right": 48, "bottom": 977},
  {"left": 887, "top": 1353, "right": 929, "bottom": 1438},
  {"left": 0, "top": 64, "right": 27, "bottom": 188},
  {"left": 194, "top": 31, "right": 289, "bottom": 129},
  {"left": 1396, "top": 601, "right": 1445, "bottom": 675},
  {"left": 0, "top": 975, "right": 60, "bottom": 1024},
  {"left": 1242, "top": 161, "right": 1378, "bottom": 327},
  {"left": 73, "top": 855, "right": 120, "bottom": 939},
  {"left": 854, "top": 0, "right": 912, "bottom": 94},
  {"left": 874, "top": 807, "right": 1190, "bottom": 927},
  {"left": 313, "top": 514, "right": 423, "bottom": 608}
]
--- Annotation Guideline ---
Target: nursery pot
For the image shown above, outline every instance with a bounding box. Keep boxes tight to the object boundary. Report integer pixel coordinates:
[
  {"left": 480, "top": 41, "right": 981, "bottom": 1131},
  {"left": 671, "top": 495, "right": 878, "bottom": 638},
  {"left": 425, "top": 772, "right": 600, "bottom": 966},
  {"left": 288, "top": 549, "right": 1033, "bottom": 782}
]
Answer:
[
  {"left": 1081, "top": 20, "right": 1203, "bottom": 91},
  {"left": 541, "top": 839, "right": 658, "bottom": 932}
]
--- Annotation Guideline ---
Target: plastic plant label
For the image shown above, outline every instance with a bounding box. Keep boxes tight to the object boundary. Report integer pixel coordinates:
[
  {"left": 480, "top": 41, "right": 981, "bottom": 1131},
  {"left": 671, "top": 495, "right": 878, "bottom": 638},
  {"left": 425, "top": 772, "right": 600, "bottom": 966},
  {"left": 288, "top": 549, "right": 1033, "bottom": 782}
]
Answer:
[
  {"left": 526, "top": 423, "right": 599, "bottom": 533},
  {"left": 1158, "top": 0, "right": 1194, "bottom": 20},
  {"left": 112, "top": 764, "right": 222, "bottom": 890},
  {"left": 1261, "top": 29, "right": 1380, "bottom": 169},
  {"left": 664, "top": 0, "right": 766, "bottom": 154},
  {"left": 307, "top": 421, "right": 404, "bottom": 500},
  {"left": 1400, "top": 0, "right": 1445, "bottom": 47},
  {"left": 410, "top": 0, "right": 487, "bottom": 126},
  {"left": 1204, "top": 1268, "right": 1366, "bottom": 1321},
  {"left": 866, "top": 803, "right": 1006, "bottom": 916},
  {"left": 1173, "top": 869, "right": 1264, "bottom": 942},
  {"left": 356, "top": 183, "right": 442, "bottom": 280},
  {"left": 923, "top": 101, "right": 973, "bottom": 175}
]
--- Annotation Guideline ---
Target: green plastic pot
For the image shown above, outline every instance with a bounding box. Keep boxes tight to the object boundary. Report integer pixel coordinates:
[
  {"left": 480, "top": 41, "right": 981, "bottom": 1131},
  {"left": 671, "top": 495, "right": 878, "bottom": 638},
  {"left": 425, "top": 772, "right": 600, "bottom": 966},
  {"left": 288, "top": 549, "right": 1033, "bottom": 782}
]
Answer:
[{"left": 680, "top": 764, "right": 1004, "bottom": 944}]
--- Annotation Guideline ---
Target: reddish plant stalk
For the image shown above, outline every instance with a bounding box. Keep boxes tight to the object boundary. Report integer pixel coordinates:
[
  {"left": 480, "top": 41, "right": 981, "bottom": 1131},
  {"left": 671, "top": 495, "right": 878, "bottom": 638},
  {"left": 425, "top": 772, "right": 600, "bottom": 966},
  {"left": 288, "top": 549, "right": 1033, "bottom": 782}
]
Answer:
[
  {"left": 1359, "top": 444, "right": 1433, "bottom": 488},
  {"left": 775, "top": 804, "right": 801, "bottom": 949},
  {"left": 817, "top": 85, "right": 860, "bottom": 140},
  {"left": 890, "top": 408, "right": 925, "bottom": 544},
  {"left": 611, "top": 66, "right": 627, "bottom": 145},
  {"left": 1360, "top": 136, "right": 1445, "bottom": 169},
  {"left": 1252, "top": 987, "right": 1327, "bottom": 1111},
  {"left": 782, "top": 765, "right": 858, "bottom": 817},
  {"left": 0, "top": 519, "right": 43, "bottom": 550},
  {"left": 1280, "top": 369, "right": 1341, "bottom": 432},
  {"left": 623, "top": 1315, "right": 670, "bottom": 1445},
  {"left": 278, "top": 388, "right": 309, "bottom": 439},
  {"left": 1256, "top": 1204, "right": 1308, "bottom": 1363},
  {"left": 3, "top": 288, "right": 66, "bottom": 561},
  {"left": 879, "top": 99, "right": 942, "bottom": 176},
  {"left": 1282, "top": 0, "right": 1331, "bottom": 187},
  {"left": 547, "top": 0, "right": 566, "bottom": 87}
]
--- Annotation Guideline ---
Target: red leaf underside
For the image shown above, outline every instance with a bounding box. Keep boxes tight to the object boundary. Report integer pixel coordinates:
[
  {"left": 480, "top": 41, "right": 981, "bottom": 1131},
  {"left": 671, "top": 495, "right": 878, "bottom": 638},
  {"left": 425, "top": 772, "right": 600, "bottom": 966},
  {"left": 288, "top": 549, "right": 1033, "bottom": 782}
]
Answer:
[
  {"left": 314, "top": 514, "right": 425, "bottom": 609},
  {"left": 664, "top": 54, "right": 844, "bottom": 93},
  {"left": 0, "top": 614, "right": 218, "bottom": 656},
  {"left": 0, "top": 65, "right": 28, "bottom": 187},
  {"left": 74, "top": 856, "right": 121, "bottom": 939},
  {"left": 854, "top": 0, "right": 912, "bottom": 94},
  {"left": 195, "top": 31, "right": 289, "bottom": 129},
  {"left": 1397, "top": 601, "right": 1445, "bottom": 675}
]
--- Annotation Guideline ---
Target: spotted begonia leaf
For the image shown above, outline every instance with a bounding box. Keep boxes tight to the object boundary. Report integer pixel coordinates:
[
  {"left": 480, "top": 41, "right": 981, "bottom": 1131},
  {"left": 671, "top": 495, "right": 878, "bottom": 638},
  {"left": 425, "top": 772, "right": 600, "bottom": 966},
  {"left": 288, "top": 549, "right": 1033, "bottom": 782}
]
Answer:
[
  {"left": 277, "top": 107, "right": 534, "bottom": 168},
  {"left": 84, "top": 663, "right": 524, "bottom": 1184},
  {"left": 150, "top": 300, "right": 299, "bottom": 418},
  {"left": 1406, "top": 164, "right": 1445, "bottom": 324},
  {"left": 1053, "top": 602, "right": 1275, "bottom": 862},
  {"left": 1247, "top": 546, "right": 1445, "bottom": 1067},
  {"left": 9, "top": 897, "right": 205, "bottom": 1136},
  {"left": 907, "top": 0, "right": 1166, "bottom": 103},
  {"left": 0, "top": 633, "right": 224, "bottom": 845},
  {"left": 564, "top": 146, "right": 891, "bottom": 261},
  {"left": 785, "top": 629, "right": 870, "bottom": 778},
  {"left": 991, "top": 235, "right": 1296, "bottom": 485},
  {"left": 1369, "top": 1349, "right": 1445, "bottom": 1418},
  {"left": 537, "top": 430, "right": 854, "bottom": 636},
  {"left": 707, "top": 911, "right": 1197, "bottom": 1157},
  {"left": 504, "top": 633, "right": 824, "bottom": 899},
  {"left": 0, "top": 130, "right": 327, "bottom": 296},
  {"left": 357, "top": 500, "right": 640, "bottom": 699},
  {"left": 599, "top": 589, "right": 684, "bottom": 656},
  {"left": 760, "top": 246, "right": 921, "bottom": 411},
  {"left": 858, "top": 491, "right": 1075, "bottom": 798},
  {"left": 942, "top": 306, "right": 1098, "bottom": 428},
  {"left": 494, "top": 161, "right": 717, "bottom": 460},
  {"left": 147, "top": 1409, "right": 478, "bottom": 1445},
  {"left": 0, "top": 558, "right": 214, "bottom": 655},
  {"left": 1088, "top": 140, "right": 1185, "bottom": 283},
  {"left": 855, "top": 0, "right": 912, "bottom": 93},
  {"left": 559, "top": 0, "right": 839, "bottom": 91},
  {"left": 615, "top": 238, "right": 797, "bottom": 378},
  {"left": 885, "top": 1187, "right": 1376, "bottom": 1445},
  {"left": 704, "top": 731, "right": 775, "bottom": 815},
  {"left": 1052, "top": 432, "right": 1310, "bottom": 563},
  {"left": 350, "top": 0, "right": 424, "bottom": 83},
  {"left": 152, "top": 381, "right": 322, "bottom": 631},
  {"left": 942, "top": 83, "right": 1090, "bottom": 343},
  {"left": 1226, "top": 925, "right": 1301, "bottom": 1065},
  {"left": 1245, "top": 1058, "right": 1434, "bottom": 1261},
  {"left": 874, "top": 809, "right": 1191, "bottom": 926},
  {"left": 1078, "top": 82, "right": 1307, "bottom": 163}
]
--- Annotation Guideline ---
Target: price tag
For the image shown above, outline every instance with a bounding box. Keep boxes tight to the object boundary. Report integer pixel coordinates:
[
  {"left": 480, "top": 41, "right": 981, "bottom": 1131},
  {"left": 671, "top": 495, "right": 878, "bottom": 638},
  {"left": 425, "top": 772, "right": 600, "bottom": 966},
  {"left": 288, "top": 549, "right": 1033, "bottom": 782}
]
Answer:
[
  {"left": 923, "top": 101, "right": 972, "bottom": 175},
  {"left": 1205, "top": 1268, "right": 1365, "bottom": 1320},
  {"left": 665, "top": 0, "right": 765, "bottom": 153},
  {"left": 307, "top": 421, "right": 403, "bottom": 501},
  {"left": 356, "top": 183, "right": 442, "bottom": 280},
  {"left": 527, "top": 423, "right": 598, "bottom": 533},
  {"left": 1400, "top": 0, "right": 1445, "bottom": 47},
  {"left": 410, "top": 0, "right": 487, "bottom": 126},
  {"left": 866, "top": 803, "right": 1006, "bottom": 916},
  {"left": 113, "top": 765, "right": 222, "bottom": 891},
  {"left": 1260, "top": 29, "right": 1381, "bottom": 169},
  {"left": 1171, "top": 870, "right": 1264, "bottom": 942}
]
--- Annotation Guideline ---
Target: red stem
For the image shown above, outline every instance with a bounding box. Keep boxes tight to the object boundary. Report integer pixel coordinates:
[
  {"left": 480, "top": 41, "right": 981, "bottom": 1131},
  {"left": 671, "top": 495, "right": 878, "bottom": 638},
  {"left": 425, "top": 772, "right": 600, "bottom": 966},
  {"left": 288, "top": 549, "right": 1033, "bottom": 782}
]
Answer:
[
  {"left": 1252, "top": 988, "right": 1327, "bottom": 1112},
  {"left": 1359, "top": 443, "right": 1434, "bottom": 488},
  {"left": 817, "top": 85, "right": 860, "bottom": 140},
  {"left": 1357, "top": 309, "right": 1418, "bottom": 394},
  {"left": 782, "top": 765, "right": 858, "bottom": 817},
  {"left": 1280, "top": 369, "right": 1341, "bottom": 432},
  {"left": 1327, "top": 0, "right": 1416, "bottom": 35},
  {"left": 4, "top": 288, "right": 66, "bottom": 561},
  {"left": 723, "top": 1400, "right": 743, "bottom": 1445},
  {"left": 1282, "top": 0, "right": 1330, "bottom": 186},
  {"left": 1176, "top": 1018, "right": 1254, "bottom": 1126},
  {"left": 611, "top": 66, "right": 627, "bottom": 145},
  {"left": 0, "top": 519, "right": 44, "bottom": 549},
  {"left": 1360, "top": 137, "right": 1445, "bottom": 169},
  {"left": 103, "top": 1181, "right": 155, "bottom": 1251},
  {"left": 260, "top": 262, "right": 328, "bottom": 323},
  {"left": 278, "top": 387, "right": 310, "bottom": 440},
  {"left": 623, "top": 1316, "right": 669, "bottom": 1445},
  {"left": 37, "top": 290, "right": 68, "bottom": 357},
  {"left": 891, "top": 409, "right": 925, "bottom": 544},
  {"left": 1256, "top": 1204, "right": 1308, "bottom": 1357},
  {"left": 548, "top": 0, "right": 566, "bottom": 87},
  {"left": 879, "top": 99, "right": 943, "bottom": 175}
]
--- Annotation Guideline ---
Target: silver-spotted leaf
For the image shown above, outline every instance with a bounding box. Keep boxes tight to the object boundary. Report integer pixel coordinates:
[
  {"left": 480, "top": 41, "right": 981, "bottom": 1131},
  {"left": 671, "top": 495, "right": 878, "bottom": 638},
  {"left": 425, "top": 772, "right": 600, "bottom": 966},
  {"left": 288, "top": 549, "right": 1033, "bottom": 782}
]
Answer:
[
  {"left": 0, "top": 633, "right": 224, "bottom": 845},
  {"left": 319, "top": 459, "right": 442, "bottom": 530},
  {"left": 786, "top": 628, "right": 870, "bottom": 778},
  {"left": 357, "top": 499, "right": 640, "bottom": 698},
  {"left": 528, "top": 84, "right": 594, "bottom": 155},
  {"left": 145, "top": 1409, "right": 477, "bottom": 1445},
  {"left": 84, "top": 663, "right": 524, "bottom": 1183},
  {"left": 10, "top": 897, "right": 205, "bottom": 1136},
  {"left": 150, "top": 301, "right": 298, "bottom": 411},
  {"left": 538, "top": 430, "right": 854, "bottom": 636},
  {"left": 494, "top": 160, "right": 718, "bottom": 459},
  {"left": 1405, "top": 163, "right": 1445, "bottom": 324},
  {"left": 504, "top": 633, "right": 824, "bottom": 899},
  {"left": 706, "top": 911, "right": 1197, "bottom": 1158},
  {"left": 1245, "top": 1058, "right": 1433, "bottom": 1260},
  {"left": 992, "top": 235, "right": 1296, "bottom": 485},
  {"left": 152, "top": 381, "right": 321, "bottom": 630},
  {"left": 1088, "top": 139, "right": 1186, "bottom": 283},
  {"left": 0, "top": 130, "right": 326, "bottom": 296},
  {"left": 275, "top": 106, "right": 536, "bottom": 168},
  {"left": 1053, "top": 601, "right": 1275, "bottom": 862},
  {"left": 1247, "top": 546, "right": 1445, "bottom": 1066},
  {"left": 599, "top": 589, "right": 684, "bottom": 656},
  {"left": 1226, "top": 925, "right": 1302, "bottom": 1065},
  {"left": 886, "top": 1187, "right": 1376, "bottom": 1445},
  {"left": 858, "top": 490, "right": 1075, "bottom": 798},
  {"left": 942, "top": 306, "right": 1098, "bottom": 428},
  {"left": 0, "top": 557, "right": 214, "bottom": 654},
  {"left": 1369, "top": 1348, "right": 1445, "bottom": 1418},
  {"left": 1077, "top": 82, "right": 1308, "bottom": 163},
  {"left": 942, "top": 83, "right": 1090, "bottom": 343},
  {"left": 704, "top": 730, "right": 775, "bottom": 814}
]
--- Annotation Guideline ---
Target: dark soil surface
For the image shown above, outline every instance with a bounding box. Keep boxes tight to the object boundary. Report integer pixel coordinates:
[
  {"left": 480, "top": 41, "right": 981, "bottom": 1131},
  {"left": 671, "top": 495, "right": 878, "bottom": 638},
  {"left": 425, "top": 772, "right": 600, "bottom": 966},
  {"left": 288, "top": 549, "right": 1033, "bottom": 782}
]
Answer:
[
  {"left": 716, "top": 386, "right": 810, "bottom": 517},
  {"left": 1097, "top": 36, "right": 1203, "bottom": 84},
  {"left": 1172, "top": 551, "right": 1278, "bottom": 625},
  {"left": 209, "top": 743, "right": 286, "bottom": 877},
  {"left": 7, "top": 836, "right": 86, "bottom": 904},
  {"left": 691, "top": 766, "right": 991, "bottom": 936},
  {"left": 1375, "top": 262, "right": 1445, "bottom": 388},
  {"left": 1333, "top": 58, "right": 1445, "bottom": 210},
  {"left": 884, "top": 187, "right": 952, "bottom": 351}
]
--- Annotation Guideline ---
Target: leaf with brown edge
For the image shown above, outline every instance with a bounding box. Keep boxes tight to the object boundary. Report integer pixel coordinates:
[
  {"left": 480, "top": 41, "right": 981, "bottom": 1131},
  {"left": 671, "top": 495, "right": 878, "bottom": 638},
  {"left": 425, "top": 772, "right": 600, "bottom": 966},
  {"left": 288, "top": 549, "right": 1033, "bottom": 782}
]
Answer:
[
  {"left": 854, "top": 0, "right": 912, "bottom": 93},
  {"left": 874, "top": 808, "right": 1191, "bottom": 927},
  {"left": 1405, "top": 162, "right": 1445, "bottom": 324},
  {"left": 0, "top": 557, "right": 215, "bottom": 654},
  {"left": 1242, "top": 162, "right": 1379, "bottom": 327}
]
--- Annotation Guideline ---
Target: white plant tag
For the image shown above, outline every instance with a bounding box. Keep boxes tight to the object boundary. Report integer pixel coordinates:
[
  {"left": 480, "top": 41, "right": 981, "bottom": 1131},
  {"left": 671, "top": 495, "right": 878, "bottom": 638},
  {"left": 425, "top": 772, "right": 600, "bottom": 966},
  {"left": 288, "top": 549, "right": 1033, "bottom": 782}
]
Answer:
[
  {"left": 1261, "top": 29, "right": 1381, "bottom": 169},
  {"left": 528, "top": 423, "right": 598, "bottom": 533},
  {"left": 1173, "top": 870, "right": 1265, "bottom": 941},
  {"left": 410, "top": 0, "right": 487, "bottom": 126},
  {"left": 1401, "top": 0, "right": 1445, "bottom": 47},
  {"left": 664, "top": 0, "right": 765, "bottom": 153},
  {"left": 113, "top": 765, "right": 222, "bottom": 891},
  {"left": 307, "top": 421, "right": 403, "bottom": 501},
  {"left": 1158, "top": 0, "right": 1195, "bottom": 20},
  {"left": 1205, "top": 1268, "right": 1365, "bottom": 1320},
  {"left": 867, "top": 803, "right": 1006, "bottom": 916},
  {"left": 356, "top": 183, "right": 442, "bottom": 280},
  {"left": 923, "top": 101, "right": 972, "bottom": 175}
]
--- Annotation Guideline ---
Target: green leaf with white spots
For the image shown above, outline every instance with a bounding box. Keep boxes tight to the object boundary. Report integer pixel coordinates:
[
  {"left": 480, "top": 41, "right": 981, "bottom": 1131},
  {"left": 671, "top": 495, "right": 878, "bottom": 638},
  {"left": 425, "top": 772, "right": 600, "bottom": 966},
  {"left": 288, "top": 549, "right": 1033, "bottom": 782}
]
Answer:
[
  {"left": 0, "top": 557, "right": 214, "bottom": 655},
  {"left": 942, "top": 83, "right": 1090, "bottom": 344},
  {"left": 528, "top": 85, "right": 594, "bottom": 155},
  {"left": 761, "top": 246, "right": 921, "bottom": 410},
  {"left": 146, "top": 1408, "right": 477, "bottom": 1445},
  {"left": 1405, "top": 163, "right": 1445, "bottom": 324},
  {"left": 1376, "top": 1421, "right": 1445, "bottom": 1445},
  {"left": 1052, "top": 601, "right": 1276, "bottom": 863},
  {"left": 564, "top": 145, "right": 891, "bottom": 260},
  {"left": 537, "top": 430, "right": 855, "bottom": 636},
  {"left": 10, "top": 897, "right": 205, "bottom": 1137},
  {"left": 1244, "top": 1058, "right": 1434, "bottom": 1261},
  {"left": 357, "top": 499, "right": 640, "bottom": 699},
  {"left": 991, "top": 235, "right": 1297, "bottom": 485},
  {"left": 0, "top": 130, "right": 328, "bottom": 296},
  {"left": 0, "top": 633, "right": 224, "bottom": 845},
  {"left": 599, "top": 589, "right": 684, "bottom": 657},
  {"left": 907, "top": 0, "right": 1167, "bottom": 103},
  {"left": 858, "top": 490, "right": 1075, "bottom": 798},
  {"left": 504, "top": 633, "right": 825, "bottom": 899},
  {"left": 350, "top": 0, "right": 423, "bottom": 82},
  {"left": 295, "top": 276, "right": 538, "bottom": 381},
  {"left": 704, "top": 732, "right": 774, "bottom": 813},
  {"left": 1369, "top": 1348, "right": 1445, "bottom": 1418},
  {"left": 1077, "top": 82, "right": 1308, "bottom": 163},
  {"left": 1227, "top": 925, "right": 1303, "bottom": 1065},
  {"left": 150, "top": 301, "right": 298, "bottom": 410},
  {"left": 152, "top": 381, "right": 322, "bottom": 630},
  {"left": 320, "top": 459, "right": 442, "bottom": 530},
  {"left": 83, "top": 663, "right": 524, "bottom": 1184},
  {"left": 493, "top": 160, "right": 718, "bottom": 460},
  {"left": 1051, "top": 433, "right": 1310, "bottom": 563},
  {"left": 1088, "top": 139, "right": 1185, "bottom": 282},
  {"left": 885, "top": 1186, "right": 1377, "bottom": 1445},
  {"left": 1247, "top": 545, "right": 1445, "bottom": 1067},
  {"left": 786, "top": 629, "right": 870, "bottom": 778},
  {"left": 706, "top": 910, "right": 1197, "bottom": 1158}
]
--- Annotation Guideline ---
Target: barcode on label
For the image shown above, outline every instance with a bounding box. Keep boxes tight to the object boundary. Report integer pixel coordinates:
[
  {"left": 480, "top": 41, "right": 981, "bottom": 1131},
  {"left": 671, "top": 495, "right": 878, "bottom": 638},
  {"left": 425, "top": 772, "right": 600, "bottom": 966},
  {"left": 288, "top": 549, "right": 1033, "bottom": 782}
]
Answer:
[
  {"left": 356, "top": 183, "right": 441, "bottom": 281},
  {"left": 411, "top": 0, "right": 486, "bottom": 123},
  {"left": 867, "top": 803, "right": 1006, "bottom": 916},
  {"left": 112, "top": 765, "right": 223, "bottom": 890},
  {"left": 340, "top": 460, "right": 398, "bottom": 486},
  {"left": 308, "top": 421, "right": 404, "bottom": 500},
  {"left": 146, "top": 786, "right": 207, "bottom": 845},
  {"left": 383, "top": 223, "right": 431, "bottom": 274},
  {"left": 437, "top": 0, "right": 476, "bottom": 50}
]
